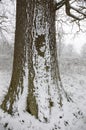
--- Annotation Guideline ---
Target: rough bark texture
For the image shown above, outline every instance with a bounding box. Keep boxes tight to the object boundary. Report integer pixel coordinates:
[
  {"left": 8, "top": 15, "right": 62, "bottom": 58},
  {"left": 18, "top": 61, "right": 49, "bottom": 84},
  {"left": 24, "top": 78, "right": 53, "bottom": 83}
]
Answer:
[
  {"left": 26, "top": 1, "right": 38, "bottom": 118},
  {"left": 29, "top": 0, "right": 59, "bottom": 122},
  {"left": 1, "top": 0, "right": 38, "bottom": 117},
  {"left": 1, "top": 0, "right": 59, "bottom": 122},
  {"left": 1, "top": 0, "right": 28, "bottom": 114}
]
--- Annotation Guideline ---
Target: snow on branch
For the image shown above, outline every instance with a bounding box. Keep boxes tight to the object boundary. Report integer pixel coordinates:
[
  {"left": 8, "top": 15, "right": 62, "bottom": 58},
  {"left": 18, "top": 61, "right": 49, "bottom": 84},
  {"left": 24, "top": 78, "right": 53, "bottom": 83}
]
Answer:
[
  {"left": 56, "top": 0, "right": 65, "bottom": 10},
  {"left": 55, "top": 0, "right": 86, "bottom": 20}
]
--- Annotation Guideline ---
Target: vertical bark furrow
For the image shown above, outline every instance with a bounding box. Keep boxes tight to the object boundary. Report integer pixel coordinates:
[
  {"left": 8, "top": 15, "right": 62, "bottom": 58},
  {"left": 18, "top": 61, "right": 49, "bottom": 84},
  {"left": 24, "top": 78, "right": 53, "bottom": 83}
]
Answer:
[{"left": 26, "top": 1, "right": 38, "bottom": 118}]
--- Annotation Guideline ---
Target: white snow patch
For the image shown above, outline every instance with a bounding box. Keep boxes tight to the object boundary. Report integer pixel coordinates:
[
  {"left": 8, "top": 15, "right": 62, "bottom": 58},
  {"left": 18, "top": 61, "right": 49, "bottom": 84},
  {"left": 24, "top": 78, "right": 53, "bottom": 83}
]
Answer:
[{"left": 1, "top": 69, "right": 86, "bottom": 130}]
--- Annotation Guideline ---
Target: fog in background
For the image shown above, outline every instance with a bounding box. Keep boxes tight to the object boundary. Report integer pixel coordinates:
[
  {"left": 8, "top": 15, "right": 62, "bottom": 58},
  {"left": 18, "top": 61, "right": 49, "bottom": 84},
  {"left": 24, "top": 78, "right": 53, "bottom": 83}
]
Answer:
[{"left": 0, "top": 0, "right": 86, "bottom": 75}]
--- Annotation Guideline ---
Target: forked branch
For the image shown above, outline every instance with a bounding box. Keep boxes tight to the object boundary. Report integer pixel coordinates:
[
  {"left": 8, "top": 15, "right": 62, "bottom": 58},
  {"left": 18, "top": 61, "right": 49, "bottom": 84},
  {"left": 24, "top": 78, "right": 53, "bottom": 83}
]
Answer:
[{"left": 55, "top": 0, "right": 86, "bottom": 20}]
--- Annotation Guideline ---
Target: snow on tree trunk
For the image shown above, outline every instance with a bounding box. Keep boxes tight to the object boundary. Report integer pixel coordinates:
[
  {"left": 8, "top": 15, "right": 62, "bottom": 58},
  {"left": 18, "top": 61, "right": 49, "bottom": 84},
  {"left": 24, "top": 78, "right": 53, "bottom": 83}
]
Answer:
[
  {"left": 0, "top": 0, "right": 35, "bottom": 114},
  {"left": 27, "top": 1, "right": 58, "bottom": 122},
  {"left": 1, "top": 0, "right": 59, "bottom": 122}
]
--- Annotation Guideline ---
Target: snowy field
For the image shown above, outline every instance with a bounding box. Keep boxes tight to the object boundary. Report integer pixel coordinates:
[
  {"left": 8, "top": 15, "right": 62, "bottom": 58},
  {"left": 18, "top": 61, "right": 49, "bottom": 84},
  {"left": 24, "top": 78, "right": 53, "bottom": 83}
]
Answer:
[{"left": 0, "top": 56, "right": 86, "bottom": 130}]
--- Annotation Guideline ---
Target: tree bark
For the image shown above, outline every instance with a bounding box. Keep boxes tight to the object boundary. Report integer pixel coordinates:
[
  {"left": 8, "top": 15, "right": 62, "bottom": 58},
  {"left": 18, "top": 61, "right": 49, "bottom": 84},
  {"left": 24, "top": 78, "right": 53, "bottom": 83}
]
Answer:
[
  {"left": 1, "top": 0, "right": 37, "bottom": 115},
  {"left": 1, "top": 0, "right": 59, "bottom": 122}
]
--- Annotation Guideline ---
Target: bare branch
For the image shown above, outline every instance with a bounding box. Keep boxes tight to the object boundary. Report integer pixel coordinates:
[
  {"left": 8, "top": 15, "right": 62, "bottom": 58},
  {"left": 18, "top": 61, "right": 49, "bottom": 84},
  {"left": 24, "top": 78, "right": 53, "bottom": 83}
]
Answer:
[
  {"left": 71, "top": 6, "right": 86, "bottom": 16},
  {"left": 56, "top": 0, "right": 65, "bottom": 10},
  {"left": 55, "top": 0, "right": 73, "bottom": 10},
  {"left": 79, "top": 5, "right": 86, "bottom": 9},
  {"left": 0, "top": 16, "right": 8, "bottom": 19},
  {"left": 65, "top": 0, "right": 81, "bottom": 20},
  {"left": 56, "top": 0, "right": 86, "bottom": 20},
  {"left": 64, "top": 0, "right": 86, "bottom": 20}
]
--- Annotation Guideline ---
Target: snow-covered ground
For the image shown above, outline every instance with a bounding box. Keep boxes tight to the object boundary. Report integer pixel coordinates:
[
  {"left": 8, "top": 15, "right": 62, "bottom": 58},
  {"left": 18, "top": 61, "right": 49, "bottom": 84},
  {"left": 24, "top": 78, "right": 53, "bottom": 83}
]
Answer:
[{"left": 0, "top": 57, "right": 86, "bottom": 130}]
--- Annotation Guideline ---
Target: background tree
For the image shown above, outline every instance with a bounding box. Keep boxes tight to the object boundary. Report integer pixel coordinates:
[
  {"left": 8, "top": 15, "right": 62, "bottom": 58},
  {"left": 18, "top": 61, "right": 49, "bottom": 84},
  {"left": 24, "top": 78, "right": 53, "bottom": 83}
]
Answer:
[
  {"left": 1, "top": 0, "right": 86, "bottom": 122},
  {"left": 0, "top": 0, "right": 15, "bottom": 43},
  {"left": 81, "top": 43, "right": 86, "bottom": 59}
]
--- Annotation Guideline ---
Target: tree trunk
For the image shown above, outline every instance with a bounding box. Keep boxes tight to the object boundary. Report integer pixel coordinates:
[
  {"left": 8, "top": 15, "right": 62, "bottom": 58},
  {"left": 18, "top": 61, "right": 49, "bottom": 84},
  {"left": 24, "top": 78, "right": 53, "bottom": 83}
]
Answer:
[
  {"left": 1, "top": 0, "right": 37, "bottom": 115},
  {"left": 1, "top": 0, "right": 59, "bottom": 122}
]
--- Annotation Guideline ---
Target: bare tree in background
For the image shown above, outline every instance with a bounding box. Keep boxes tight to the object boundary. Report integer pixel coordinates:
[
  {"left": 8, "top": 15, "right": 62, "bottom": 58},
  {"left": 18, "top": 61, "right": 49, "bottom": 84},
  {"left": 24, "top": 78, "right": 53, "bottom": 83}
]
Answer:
[
  {"left": 1, "top": 0, "right": 86, "bottom": 122},
  {"left": 81, "top": 43, "right": 86, "bottom": 59},
  {"left": 0, "top": 0, "right": 15, "bottom": 44}
]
